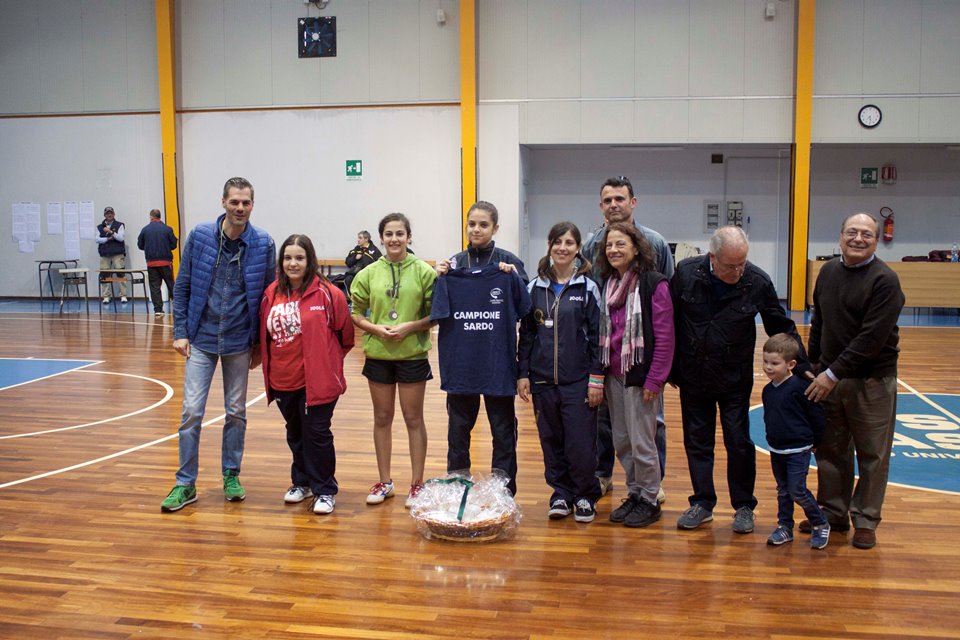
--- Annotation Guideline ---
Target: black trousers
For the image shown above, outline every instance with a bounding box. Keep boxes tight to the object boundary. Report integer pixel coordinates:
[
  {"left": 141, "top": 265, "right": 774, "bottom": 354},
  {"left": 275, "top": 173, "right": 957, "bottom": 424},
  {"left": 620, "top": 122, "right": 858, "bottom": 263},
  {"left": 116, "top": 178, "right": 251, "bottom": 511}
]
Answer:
[
  {"left": 679, "top": 385, "right": 757, "bottom": 512},
  {"left": 147, "top": 265, "right": 175, "bottom": 313},
  {"left": 446, "top": 393, "right": 518, "bottom": 494},
  {"left": 532, "top": 383, "right": 600, "bottom": 504},
  {"left": 273, "top": 388, "right": 339, "bottom": 496}
]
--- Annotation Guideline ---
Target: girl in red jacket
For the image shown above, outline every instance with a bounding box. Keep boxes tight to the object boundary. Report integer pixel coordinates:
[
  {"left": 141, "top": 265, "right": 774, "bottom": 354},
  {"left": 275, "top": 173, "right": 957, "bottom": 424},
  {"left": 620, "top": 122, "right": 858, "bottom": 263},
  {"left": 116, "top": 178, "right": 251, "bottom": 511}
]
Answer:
[{"left": 260, "top": 234, "right": 354, "bottom": 515}]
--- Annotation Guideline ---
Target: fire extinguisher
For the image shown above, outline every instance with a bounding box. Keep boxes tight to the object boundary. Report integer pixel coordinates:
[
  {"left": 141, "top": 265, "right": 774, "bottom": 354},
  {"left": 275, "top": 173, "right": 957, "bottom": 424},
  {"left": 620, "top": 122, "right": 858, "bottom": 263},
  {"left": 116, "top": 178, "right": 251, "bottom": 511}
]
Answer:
[{"left": 880, "top": 206, "right": 894, "bottom": 242}]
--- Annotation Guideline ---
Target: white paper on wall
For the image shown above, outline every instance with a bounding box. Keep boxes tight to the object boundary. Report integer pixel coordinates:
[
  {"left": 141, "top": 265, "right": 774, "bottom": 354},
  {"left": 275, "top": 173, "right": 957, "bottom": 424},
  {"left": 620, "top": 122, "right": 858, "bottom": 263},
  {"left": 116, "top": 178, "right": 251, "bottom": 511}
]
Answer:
[
  {"left": 47, "top": 202, "right": 63, "bottom": 235},
  {"left": 79, "top": 201, "right": 95, "bottom": 240}
]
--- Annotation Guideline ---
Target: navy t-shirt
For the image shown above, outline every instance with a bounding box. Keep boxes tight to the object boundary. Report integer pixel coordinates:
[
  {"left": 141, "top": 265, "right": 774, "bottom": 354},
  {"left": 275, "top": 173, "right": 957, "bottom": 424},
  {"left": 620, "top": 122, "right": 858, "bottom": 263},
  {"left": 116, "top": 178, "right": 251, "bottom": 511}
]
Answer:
[{"left": 431, "top": 264, "right": 532, "bottom": 396}]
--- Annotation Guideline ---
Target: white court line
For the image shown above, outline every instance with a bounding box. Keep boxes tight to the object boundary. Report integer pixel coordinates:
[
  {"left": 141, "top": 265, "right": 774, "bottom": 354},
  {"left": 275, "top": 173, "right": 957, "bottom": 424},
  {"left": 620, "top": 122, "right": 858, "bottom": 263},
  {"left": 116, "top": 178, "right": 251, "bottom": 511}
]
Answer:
[
  {"left": 0, "top": 360, "right": 102, "bottom": 392},
  {"left": 0, "top": 391, "right": 266, "bottom": 489},
  {"left": 0, "top": 370, "right": 174, "bottom": 439},
  {"left": 897, "top": 377, "right": 960, "bottom": 424}
]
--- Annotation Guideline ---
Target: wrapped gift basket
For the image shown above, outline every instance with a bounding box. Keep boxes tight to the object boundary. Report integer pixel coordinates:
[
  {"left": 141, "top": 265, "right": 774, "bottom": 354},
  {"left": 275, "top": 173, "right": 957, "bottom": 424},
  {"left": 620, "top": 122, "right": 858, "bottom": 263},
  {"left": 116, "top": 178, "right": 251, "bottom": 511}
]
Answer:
[{"left": 409, "top": 472, "right": 522, "bottom": 542}]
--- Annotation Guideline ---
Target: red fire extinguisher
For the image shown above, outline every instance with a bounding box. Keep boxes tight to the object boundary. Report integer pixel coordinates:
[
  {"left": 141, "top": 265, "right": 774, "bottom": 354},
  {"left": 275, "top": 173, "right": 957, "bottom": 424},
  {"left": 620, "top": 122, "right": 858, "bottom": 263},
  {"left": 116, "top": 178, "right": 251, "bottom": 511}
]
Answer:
[{"left": 880, "top": 207, "right": 894, "bottom": 242}]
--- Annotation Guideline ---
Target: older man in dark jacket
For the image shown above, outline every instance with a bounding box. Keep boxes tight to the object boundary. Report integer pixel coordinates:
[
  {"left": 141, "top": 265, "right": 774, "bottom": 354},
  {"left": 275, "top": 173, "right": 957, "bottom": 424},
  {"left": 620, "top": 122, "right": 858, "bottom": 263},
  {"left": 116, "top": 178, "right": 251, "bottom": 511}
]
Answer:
[{"left": 671, "top": 226, "right": 810, "bottom": 534}]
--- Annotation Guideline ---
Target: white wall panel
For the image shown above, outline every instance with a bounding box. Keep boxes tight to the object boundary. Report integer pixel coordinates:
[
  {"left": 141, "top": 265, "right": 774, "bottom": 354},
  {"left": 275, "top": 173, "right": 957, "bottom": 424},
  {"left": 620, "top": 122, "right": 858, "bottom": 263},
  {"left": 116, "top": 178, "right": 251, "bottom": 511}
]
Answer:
[
  {"left": 0, "top": 114, "right": 163, "bottom": 297},
  {"left": 635, "top": 100, "right": 689, "bottom": 142},
  {"left": 419, "top": 0, "right": 459, "bottom": 101},
  {"left": 865, "top": 98, "right": 920, "bottom": 141},
  {"left": 636, "top": 0, "right": 688, "bottom": 97},
  {"left": 223, "top": 0, "right": 272, "bottom": 107},
  {"left": 369, "top": 0, "right": 421, "bottom": 102},
  {"left": 690, "top": 100, "right": 744, "bottom": 141},
  {"left": 124, "top": 0, "right": 159, "bottom": 110},
  {"left": 527, "top": 0, "right": 580, "bottom": 99},
  {"left": 81, "top": 0, "right": 127, "bottom": 111},
  {"left": 39, "top": 0, "right": 84, "bottom": 113},
  {"left": 270, "top": 1, "right": 323, "bottom": 106},
  {"left": 525, "top": 101, "right": 580, "bottom": 142},
  {"left": 919, "top": 98, "right": 960, "bottom": 142},
  {"left": 0, "top": 0, "right": 41, "bottom": 114},
  {"left": 318, "top": 2, "right": 372, "bottom": 104},
  {"left": 689, "top": 1, "right": 744, "bottom": 97},
  {"left": 478, "top": 0, "right": 527, "bottom": 100},
  {"left": 580, "top": 0, "right": 635, "bottom": 98},
  {"left": 863, "top": 0, "right": 921, "bottom": 94},
  {"left": 178, "top": 107, "right": 461, "bottom": 261},
  {"left": 920, "top": 0, "right": 960, "bottom": 93},
  {"left": 814, "top": 0, "right": 863, "bottom": 95},
  {"left": 581, "top": 101, "right": 634, "bottom": 141},
  {"left": 743, "top": 99, "right": 793, "bottom": 143},
  {"left": 743, "top": 0, "right": 794, "bottom": 96},
  {"left": 812, "top": 97, "right": 861, "bottom": 143},
  {"left": 478, "top": 103, "right": 522, "bottom": 254},
  {"left": 179, "top": 0, "right": 226, "bottom": 108}
]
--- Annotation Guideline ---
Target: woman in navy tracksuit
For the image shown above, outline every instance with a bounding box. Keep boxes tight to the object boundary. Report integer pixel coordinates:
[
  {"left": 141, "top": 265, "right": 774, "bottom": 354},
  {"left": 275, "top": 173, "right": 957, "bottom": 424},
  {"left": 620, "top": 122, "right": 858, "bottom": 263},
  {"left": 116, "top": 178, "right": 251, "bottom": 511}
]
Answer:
[{"left": 517, "top": 221, "right": 604, "bottom": 524}]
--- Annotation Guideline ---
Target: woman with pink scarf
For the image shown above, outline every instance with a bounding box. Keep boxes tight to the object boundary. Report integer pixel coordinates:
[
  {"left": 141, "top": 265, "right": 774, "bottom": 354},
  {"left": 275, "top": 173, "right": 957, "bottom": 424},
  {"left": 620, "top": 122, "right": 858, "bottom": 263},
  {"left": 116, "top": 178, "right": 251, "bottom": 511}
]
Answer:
[{"left": 595, "top": 222, "right": 675, "bottom": 529}]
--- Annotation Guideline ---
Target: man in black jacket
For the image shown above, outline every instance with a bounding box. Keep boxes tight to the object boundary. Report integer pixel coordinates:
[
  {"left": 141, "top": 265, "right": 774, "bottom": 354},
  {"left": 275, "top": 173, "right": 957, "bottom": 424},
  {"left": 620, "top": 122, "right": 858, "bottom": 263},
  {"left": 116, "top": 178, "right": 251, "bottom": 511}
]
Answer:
[
  {"left": 671, "top": 226, "right": 809, "bottom": 534},
  {"left": 343, "top": 230, "right": 381, "bottom": 296},
  {"left": 137, "top": 209, "right": 178, "bottom": 317}
]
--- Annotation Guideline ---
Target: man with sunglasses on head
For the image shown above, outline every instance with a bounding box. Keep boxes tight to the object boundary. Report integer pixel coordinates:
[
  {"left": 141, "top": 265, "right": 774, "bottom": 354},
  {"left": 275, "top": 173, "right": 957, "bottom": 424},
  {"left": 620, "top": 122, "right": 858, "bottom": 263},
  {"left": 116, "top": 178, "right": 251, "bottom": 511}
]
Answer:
[
  {"left": 581, "top": 176, "right": 674, "bottom": 504},
  {"left": 804, "top": 213, "right": 904, "bottom": 550},
  {"left": 670, "top": 225, "right": 810, "bottom": 535}
]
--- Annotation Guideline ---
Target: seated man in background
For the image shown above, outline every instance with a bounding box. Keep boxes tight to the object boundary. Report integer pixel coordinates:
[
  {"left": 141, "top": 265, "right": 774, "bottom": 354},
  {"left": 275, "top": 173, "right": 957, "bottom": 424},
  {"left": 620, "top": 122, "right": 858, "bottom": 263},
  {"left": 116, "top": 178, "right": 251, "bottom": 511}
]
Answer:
[{"left": 343, "top": 229, "right": 381, "bottom": 296}]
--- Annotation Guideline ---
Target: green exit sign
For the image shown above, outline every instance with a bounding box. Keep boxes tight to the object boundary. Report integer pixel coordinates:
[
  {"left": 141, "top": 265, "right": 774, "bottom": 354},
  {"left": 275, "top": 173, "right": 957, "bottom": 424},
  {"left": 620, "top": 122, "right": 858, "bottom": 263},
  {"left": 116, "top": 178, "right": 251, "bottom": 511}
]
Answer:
[
  {"left": 860, "top": 167, "right": 878, "bottom": 189},
  {"left": 346, "top": 160, "right": 363, "bottom": 181}
]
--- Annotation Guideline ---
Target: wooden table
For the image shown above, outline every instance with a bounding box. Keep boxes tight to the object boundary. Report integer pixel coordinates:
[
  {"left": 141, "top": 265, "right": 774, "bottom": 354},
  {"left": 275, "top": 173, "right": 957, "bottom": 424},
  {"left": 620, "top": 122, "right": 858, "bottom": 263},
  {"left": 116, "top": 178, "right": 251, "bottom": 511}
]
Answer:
[
  {"left": 806, "top": 259, "right": 960, "bottom": 308},
  {"left": 97, "top": 269, "right": 150, "bottom": 315}
]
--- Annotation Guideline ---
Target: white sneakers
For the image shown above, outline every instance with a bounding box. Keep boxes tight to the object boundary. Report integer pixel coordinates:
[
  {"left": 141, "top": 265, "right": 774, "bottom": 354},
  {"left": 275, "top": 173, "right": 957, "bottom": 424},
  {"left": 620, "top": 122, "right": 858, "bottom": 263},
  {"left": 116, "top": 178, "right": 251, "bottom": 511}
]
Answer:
[
  {"left": 284, "top": 486, "right": 313, "bottom": 503},
  {"left": 366, "top": 481, "right": 395, "bottom": 504},
  {"left": 312, "top": 495, "right": 335, "bottom": 515}
]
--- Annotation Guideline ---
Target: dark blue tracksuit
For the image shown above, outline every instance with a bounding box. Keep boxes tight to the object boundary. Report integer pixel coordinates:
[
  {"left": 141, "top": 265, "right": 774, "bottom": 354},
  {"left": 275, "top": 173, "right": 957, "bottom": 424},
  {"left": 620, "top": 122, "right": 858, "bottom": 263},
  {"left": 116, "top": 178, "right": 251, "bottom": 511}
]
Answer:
[{"left": 518, "top": 274, "right": 603, "bottom": 505}]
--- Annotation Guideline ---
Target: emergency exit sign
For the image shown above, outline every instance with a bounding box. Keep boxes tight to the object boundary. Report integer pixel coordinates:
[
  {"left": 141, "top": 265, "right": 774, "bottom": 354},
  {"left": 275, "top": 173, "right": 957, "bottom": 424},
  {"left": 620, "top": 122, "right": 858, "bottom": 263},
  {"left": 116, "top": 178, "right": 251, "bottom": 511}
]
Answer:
[
  {"left": 860, "top": 167, "right": 878, "bottom": 189},
  {"left": 346, "top": 160, "right": 363, "bottom": 181}
]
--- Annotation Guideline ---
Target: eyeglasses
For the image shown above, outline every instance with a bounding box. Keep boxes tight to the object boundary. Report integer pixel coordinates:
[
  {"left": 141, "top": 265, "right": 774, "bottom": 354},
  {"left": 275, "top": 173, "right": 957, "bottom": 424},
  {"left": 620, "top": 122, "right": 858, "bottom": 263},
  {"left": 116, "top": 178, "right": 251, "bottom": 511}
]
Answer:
[
  {"left": 712, "top": 258, "right": 745, "bottom": 273},
  {"left": 842, "top": 229, "right": 876, "bottom": 241}
]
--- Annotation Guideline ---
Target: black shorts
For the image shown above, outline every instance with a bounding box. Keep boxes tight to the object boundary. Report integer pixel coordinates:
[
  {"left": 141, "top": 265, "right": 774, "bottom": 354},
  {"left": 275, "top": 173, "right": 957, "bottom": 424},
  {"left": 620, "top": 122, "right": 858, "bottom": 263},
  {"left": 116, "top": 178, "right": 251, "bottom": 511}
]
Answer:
[{"left": 362, "top": 358, "right": 433, "bottom": 385}]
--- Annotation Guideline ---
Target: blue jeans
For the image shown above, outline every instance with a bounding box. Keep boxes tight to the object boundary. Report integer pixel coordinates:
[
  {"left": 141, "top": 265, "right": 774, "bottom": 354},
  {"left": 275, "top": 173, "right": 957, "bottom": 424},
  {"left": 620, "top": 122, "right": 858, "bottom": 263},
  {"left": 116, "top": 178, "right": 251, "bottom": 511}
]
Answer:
[
  {"left": 770, "top": 450, "right": 827, "bottom": 528},
  {"left": 175, "top": 347, "right": 251, "bottom": 486}
]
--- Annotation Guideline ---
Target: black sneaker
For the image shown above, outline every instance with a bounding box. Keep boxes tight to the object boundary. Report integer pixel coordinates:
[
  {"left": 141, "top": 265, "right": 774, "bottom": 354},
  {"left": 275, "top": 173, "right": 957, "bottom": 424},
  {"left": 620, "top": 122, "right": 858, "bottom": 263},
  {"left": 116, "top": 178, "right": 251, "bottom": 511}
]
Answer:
[
  {"left": 624, "top": 499, "right": 661, "bottom": 528},
  {"left": 547, "top": 498, "right": 572, "bottom": 519},
  {"left": 573, "top": 498, "right": 595, "bottom": 523},
  {"left": 609, "top": 494, "right": 640, "bottom": 523}
]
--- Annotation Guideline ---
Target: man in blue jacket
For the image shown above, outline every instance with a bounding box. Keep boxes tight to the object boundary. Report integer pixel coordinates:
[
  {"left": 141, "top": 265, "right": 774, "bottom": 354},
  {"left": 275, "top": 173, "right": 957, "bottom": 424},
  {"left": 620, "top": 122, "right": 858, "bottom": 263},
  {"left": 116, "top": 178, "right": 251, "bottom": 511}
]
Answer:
[
  {"left": 137, "top": 209, "right": 178, "bottom": 317},
  {"left": 161, "top": 177, "right": 276, "bottom": 512}
]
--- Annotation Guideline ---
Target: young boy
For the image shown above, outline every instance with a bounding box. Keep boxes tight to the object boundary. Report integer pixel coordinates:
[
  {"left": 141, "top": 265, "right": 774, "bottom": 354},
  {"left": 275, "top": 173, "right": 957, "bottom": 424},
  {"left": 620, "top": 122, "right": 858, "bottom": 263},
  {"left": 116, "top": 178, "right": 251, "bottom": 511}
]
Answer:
[{"left": 761, "top": 333, "right": 829, "bottom": 549}]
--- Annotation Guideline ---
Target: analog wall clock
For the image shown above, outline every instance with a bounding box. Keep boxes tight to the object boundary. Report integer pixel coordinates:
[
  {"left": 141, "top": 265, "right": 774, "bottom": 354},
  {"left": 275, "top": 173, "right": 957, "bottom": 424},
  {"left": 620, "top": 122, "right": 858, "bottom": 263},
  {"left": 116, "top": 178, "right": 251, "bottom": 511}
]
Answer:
[{"left": 858, "top": 104, "right": 882, "bottom": 129}]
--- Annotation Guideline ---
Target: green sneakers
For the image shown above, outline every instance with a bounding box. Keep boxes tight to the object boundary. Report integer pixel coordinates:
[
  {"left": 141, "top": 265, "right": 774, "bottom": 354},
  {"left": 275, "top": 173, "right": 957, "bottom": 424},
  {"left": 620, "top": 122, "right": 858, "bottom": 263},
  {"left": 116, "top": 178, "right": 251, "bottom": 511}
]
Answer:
[
  {"left": 222, "top": 470, "right": 246, "bottom": 502},
  {"left": 161, "top": 485, "right": 197, "bottom": 512}
]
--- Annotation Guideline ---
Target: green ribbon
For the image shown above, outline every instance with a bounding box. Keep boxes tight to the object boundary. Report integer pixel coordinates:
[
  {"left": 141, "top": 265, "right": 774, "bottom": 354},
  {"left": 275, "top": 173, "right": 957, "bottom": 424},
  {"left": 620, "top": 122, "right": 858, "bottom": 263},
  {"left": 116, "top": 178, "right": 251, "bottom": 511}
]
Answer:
[{"left": 425, "top": 477, "right": 475, "bottom": 522}]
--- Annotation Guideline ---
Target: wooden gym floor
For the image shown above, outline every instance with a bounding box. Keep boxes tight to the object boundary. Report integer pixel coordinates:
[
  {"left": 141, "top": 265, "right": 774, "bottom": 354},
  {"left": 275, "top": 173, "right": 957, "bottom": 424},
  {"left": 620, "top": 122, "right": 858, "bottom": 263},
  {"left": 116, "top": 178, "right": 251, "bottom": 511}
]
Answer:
[{"left": 0, "top": 311, "right": 958, "bottom": 639}]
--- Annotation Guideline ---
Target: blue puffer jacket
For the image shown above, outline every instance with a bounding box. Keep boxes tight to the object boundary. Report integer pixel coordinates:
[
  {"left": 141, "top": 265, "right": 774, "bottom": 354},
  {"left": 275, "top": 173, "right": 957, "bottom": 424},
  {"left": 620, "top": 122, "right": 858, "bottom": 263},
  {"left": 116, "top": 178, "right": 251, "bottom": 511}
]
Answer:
[{"left": 173, "top": 214, "right": 276, "bottom": 345}]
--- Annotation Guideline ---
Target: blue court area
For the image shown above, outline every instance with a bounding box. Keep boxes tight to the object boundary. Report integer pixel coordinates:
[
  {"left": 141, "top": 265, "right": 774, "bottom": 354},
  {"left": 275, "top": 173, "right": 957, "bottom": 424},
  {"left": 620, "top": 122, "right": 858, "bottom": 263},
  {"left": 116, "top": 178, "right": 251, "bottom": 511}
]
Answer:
[
  {"left": 0, "top": 358, "right": 98, "bottom": 390},
  {"left": 750, "top": 392, "right": 960, "bottom": 494}
]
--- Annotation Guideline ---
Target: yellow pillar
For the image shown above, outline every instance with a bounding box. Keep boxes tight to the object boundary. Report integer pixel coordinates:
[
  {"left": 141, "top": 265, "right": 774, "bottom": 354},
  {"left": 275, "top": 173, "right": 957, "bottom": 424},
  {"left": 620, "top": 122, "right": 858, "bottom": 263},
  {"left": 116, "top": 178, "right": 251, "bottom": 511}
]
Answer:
[
  {"left": 460, "top": 0, "right": 477, "bottom": 248},
  {"left": 156, "top": 0, "right": 181, "bottom": 271},
  {"left": 788, "top": 0, "right": 815, "bottom": 310}
]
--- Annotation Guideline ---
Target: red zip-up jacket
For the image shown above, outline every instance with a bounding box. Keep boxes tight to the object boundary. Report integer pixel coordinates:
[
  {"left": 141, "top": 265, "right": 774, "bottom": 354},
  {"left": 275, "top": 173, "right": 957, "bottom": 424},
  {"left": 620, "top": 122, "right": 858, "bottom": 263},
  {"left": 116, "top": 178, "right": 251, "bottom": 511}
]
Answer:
[{"left": 259, "top": 277, "right": 355, "bottom": 407}]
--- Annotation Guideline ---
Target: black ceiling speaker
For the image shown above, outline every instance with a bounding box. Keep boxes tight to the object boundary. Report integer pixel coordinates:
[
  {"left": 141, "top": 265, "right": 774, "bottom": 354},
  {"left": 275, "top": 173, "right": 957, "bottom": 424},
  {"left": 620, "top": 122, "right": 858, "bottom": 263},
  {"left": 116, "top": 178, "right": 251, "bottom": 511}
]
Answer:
[{"left": 298, "top": 17, "right": 336, "bottom": 58}]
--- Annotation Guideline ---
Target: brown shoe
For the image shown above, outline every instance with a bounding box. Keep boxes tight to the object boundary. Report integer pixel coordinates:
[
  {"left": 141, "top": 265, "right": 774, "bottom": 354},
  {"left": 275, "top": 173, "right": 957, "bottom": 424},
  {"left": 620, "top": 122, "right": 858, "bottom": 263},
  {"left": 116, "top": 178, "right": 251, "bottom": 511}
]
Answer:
[{"left": 852, "top": 528, "right": 877, "bottom": 549}]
